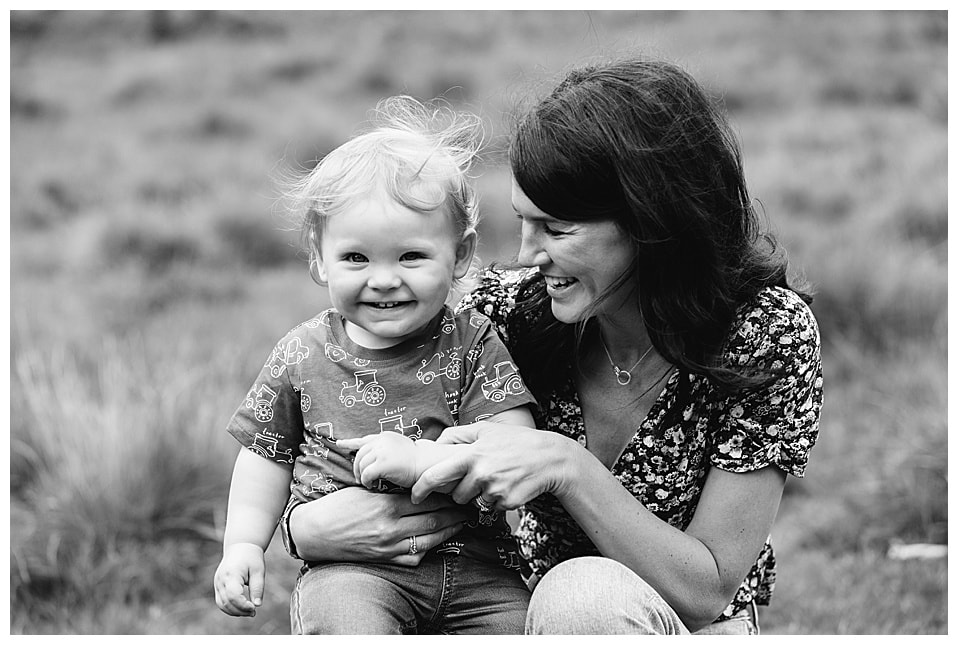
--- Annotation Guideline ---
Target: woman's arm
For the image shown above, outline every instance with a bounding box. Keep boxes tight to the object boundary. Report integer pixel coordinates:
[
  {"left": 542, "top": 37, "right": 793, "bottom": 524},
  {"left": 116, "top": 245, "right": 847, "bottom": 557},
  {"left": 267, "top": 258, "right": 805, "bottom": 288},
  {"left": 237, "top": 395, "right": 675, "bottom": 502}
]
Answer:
[
  {"left": 413, "top": 422, "right": 785, "bottom": 630},
  {"left": 286, "top": 487, "right": 471, "bottom": 565},
  {"left": 555, "top": 446, "right": 785, "bottom": 630}
]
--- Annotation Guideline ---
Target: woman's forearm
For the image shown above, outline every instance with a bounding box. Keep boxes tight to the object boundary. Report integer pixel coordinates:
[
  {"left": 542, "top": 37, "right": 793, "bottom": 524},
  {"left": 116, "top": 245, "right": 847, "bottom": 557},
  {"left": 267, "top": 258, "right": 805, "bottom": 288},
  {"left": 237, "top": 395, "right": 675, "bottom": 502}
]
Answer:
[
  {"left": 287, "top": 486, "right": 471, "bottom": 564},
  {"left": 552, "top": 447, "right": 784, "bottom": 630}
]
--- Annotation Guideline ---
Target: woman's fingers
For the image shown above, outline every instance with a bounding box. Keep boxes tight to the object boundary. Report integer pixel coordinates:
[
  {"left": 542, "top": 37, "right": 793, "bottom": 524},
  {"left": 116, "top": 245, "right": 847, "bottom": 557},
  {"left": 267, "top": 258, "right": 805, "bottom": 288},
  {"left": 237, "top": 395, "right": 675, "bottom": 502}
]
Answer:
[
  {"left": 410, "top": 454, "right": 475, "bottom": 503},
  {"left": 434, "top": 423, "right": 484, "bottom": 445},
  {"left": 389, "top": 521, "right": 465, "bottom": 566}
]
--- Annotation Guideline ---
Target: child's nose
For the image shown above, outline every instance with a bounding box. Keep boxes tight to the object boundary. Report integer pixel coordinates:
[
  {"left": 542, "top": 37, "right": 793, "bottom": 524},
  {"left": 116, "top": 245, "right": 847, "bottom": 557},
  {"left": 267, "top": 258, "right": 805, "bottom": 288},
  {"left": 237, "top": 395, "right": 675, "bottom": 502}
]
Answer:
[{"left": 367, "top": 266, "right": 402, "bottom": 290}]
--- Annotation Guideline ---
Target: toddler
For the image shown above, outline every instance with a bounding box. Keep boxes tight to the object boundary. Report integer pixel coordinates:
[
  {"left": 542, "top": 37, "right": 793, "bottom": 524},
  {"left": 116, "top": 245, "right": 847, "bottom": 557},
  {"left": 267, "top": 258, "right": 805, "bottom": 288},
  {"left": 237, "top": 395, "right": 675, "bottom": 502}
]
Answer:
[{"left": 213, "top": 96, "right": 536, "bottom": 634}]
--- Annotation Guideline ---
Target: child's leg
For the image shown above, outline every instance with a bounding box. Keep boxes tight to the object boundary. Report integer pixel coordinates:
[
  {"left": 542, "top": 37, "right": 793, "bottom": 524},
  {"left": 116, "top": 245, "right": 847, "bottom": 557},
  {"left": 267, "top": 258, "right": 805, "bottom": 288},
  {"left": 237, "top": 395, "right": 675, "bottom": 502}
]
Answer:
[
  {"left": 290, "top": 562, "right": 419, "bottom": 634},
  {"left": 428, "top": 555, "right": 531, "bottom": 635},
  {"left": 290, "top": 557, "right": 455, "bottom": 635}
]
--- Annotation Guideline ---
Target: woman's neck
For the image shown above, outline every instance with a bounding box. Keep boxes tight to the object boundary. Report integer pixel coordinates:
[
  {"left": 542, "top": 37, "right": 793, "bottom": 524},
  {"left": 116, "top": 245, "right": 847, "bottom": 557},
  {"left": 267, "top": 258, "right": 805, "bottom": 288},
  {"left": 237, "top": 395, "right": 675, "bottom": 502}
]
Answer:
[{"left": 592, "top": 310, "right": 652, "bottom": 366}]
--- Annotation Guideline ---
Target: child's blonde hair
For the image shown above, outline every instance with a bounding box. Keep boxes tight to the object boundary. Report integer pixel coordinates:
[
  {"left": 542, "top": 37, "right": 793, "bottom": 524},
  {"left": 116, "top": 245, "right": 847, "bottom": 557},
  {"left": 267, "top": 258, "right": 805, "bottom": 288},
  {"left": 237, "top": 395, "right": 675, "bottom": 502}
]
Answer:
[{"left": 286, "top": 96, "right": 484, "bottom": 301}]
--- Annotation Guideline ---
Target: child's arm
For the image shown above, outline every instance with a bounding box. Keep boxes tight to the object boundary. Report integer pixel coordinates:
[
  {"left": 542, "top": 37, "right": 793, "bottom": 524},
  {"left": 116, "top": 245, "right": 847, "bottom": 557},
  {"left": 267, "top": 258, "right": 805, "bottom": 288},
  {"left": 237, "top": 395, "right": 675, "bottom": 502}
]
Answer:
[
  {"left": 338, "top": 405, "right": 536, "bottom": 491},
  {"left": 213, "top": 448, "right": 292, "bottom": 617}
]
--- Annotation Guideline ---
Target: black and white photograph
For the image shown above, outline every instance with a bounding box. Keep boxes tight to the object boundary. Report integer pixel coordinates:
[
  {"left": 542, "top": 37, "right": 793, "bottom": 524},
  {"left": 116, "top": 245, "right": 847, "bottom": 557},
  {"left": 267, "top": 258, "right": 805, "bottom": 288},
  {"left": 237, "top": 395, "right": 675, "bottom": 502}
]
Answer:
[{"left": 8, "top": 9, "right": 948, "bottom": 635}]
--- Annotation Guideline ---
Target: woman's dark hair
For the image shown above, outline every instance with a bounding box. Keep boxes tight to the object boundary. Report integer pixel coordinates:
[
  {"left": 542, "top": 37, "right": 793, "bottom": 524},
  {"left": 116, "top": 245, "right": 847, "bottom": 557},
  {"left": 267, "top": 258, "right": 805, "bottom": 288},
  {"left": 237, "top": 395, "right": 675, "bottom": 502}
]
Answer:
[{"left": 508, "top": 57, "right": 811, "bottom": 400}]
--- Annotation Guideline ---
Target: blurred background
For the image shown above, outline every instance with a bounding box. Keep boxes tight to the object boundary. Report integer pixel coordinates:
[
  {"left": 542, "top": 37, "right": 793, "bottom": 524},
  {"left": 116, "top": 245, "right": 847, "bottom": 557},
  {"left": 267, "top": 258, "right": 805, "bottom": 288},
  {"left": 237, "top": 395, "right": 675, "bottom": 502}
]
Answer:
[{"left": 9, "top": 10, "right": 947, "bottom": 634}]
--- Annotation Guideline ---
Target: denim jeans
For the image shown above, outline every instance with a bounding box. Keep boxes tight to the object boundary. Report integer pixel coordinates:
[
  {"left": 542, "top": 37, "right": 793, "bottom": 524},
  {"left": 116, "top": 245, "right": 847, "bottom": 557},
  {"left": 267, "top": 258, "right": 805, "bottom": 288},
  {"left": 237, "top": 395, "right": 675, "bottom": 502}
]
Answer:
[
  {"left": 289, "top": 550, "right": 530, "bottom": 634},
  {"left": 525, "top": 556, "right": 758, "bottom": 635}
]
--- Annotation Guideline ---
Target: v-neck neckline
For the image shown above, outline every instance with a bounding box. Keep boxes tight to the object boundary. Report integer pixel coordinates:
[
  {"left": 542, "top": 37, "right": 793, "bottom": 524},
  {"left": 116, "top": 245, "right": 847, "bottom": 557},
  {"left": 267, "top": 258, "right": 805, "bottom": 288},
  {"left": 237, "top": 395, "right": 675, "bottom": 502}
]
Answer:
[{"left": 563, "top": 366, "right": 680, "bottom": 471}]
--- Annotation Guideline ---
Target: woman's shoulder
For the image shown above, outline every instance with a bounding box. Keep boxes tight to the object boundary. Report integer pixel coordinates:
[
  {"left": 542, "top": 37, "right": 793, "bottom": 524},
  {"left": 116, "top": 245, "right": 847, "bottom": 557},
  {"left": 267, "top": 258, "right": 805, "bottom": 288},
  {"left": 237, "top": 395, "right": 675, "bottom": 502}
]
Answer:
[
  {"left": 725, "top": 286, "right": 821, "bottom": 365},
  {"left": 455, "top": 265, "right": 540, "bottom": 323}
]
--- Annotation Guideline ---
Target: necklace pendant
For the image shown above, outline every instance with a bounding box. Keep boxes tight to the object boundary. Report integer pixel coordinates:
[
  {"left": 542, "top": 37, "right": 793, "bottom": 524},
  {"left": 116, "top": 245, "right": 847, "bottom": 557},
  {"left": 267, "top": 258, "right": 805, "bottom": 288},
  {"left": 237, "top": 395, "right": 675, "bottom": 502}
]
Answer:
[{"left": 615, "top": 368, "right": 632, "bottom": 386}]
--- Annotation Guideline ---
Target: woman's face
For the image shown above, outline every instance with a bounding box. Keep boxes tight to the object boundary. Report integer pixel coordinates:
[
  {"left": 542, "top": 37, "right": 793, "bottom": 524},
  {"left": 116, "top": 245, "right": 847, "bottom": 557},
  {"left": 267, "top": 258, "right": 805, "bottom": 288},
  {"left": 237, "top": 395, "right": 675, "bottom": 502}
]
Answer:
[{"left": 512, "top": 179, "right": 637, "bottom": 324}]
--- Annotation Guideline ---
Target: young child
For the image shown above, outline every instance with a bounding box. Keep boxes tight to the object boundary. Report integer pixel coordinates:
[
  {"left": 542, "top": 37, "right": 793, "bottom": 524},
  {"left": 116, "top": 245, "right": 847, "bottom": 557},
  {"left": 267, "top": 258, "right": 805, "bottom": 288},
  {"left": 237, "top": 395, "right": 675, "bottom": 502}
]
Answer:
[{"left": 213, "top": 96, "right": 537, "bottom": 634}]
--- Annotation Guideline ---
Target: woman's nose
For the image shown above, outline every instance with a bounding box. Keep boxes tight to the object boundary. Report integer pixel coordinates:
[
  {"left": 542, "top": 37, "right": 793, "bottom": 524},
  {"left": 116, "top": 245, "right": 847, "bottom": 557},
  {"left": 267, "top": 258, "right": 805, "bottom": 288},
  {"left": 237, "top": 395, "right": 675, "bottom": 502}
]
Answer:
[{"left": 516, "top": 223, "right": 548, "bottom": 268}]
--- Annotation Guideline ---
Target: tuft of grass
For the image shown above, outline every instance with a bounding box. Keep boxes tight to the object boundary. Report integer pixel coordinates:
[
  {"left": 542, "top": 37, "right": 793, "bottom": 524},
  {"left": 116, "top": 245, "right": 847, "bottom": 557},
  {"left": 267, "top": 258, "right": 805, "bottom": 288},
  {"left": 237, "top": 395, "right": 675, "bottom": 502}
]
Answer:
[
  {"left": 10, "top": 333, "right": 246, "bottom": 631},
  {"left": 762, "top": 549, "right": 947, "bottom": 634}
]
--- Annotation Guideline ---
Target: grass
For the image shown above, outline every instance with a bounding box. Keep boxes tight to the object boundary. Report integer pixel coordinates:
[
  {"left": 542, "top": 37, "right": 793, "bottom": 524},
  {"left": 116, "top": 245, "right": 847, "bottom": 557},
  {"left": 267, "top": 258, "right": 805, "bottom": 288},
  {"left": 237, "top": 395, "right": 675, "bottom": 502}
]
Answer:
[{"left": 8, "top": 10, "right": 947, "bottom": 635}]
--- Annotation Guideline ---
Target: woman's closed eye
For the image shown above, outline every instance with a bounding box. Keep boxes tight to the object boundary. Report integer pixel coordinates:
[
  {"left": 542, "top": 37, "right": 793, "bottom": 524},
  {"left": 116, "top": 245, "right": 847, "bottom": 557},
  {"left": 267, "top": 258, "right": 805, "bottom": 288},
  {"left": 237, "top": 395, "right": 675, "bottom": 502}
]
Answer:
[
  {"left": 543, "top": 224, "right": 568, "bottom": 238},
  {"left": 514, "top": 210, "right": 570, "bottom": 238}
]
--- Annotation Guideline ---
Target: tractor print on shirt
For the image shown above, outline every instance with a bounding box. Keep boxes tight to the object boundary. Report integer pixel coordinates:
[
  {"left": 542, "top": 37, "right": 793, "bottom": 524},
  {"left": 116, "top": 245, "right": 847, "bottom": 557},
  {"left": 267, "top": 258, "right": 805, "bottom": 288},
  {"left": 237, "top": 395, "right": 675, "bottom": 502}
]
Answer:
[
  {"left": 340, "top": 369, "right": 386, "bottom": 408},
  {"left": 312, "top": 421, "right": 335, "bottom": 441},
  {"left": 465, "top": 340, "right": 484, "bottom": 365},
  {"left": 268, "top": 337, "right": 310, "bottom": 378},
  {"left": 441, "top": 312, "right": 457, "bottom": 334},
  {"left": 245, "top": 384, "right": 278, "bottom": 423},
  {"left": 480, "top": 361, "right": 525, "bottom": 402},
  {"left": 248, "top": 431, "right": 294, "bottom": 464},
  {"left": 417, "top": 350, "right": 462, "bottom": 384},
  {"left": 300, "top": 469, "right": 339, "bottom": 496},
  {"left": 325, "top": 343, "right": 348, "bottom": 362},
  {"left": 378, "top": 413, "right": 422, "bottom": 440}
]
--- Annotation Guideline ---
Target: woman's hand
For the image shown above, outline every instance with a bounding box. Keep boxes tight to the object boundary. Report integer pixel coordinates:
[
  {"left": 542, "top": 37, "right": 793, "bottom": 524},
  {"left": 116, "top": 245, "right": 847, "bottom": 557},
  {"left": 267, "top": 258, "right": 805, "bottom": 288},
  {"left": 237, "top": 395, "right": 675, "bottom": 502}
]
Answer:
[
  {"left": 410, "top": 421, "right": 579, "bottom": 509},
  {"left": 288, "top": 486, "right": 470, "bottom": 566}
]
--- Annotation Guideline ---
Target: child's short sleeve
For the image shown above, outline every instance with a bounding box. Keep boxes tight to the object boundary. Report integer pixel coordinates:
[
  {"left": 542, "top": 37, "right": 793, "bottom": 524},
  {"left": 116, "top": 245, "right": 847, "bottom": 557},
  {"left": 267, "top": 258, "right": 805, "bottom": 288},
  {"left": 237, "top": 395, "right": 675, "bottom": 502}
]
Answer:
[
  {"left": 710, "top": 288, "right": 824, "bottom": 478},
  {"left": 226, "top": 335, "right": 306, "bottom": 468},
  {"left": 457, "top": 312, "right": 538, "bottom": 423}
]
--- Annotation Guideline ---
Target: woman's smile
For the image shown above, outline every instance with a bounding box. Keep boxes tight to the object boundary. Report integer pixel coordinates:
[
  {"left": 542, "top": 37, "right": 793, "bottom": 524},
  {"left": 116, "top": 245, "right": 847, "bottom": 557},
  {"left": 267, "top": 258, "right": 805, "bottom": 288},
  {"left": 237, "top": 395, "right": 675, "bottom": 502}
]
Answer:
[{"left": 512, "top": 179, "right": 637, "bottom": 324}]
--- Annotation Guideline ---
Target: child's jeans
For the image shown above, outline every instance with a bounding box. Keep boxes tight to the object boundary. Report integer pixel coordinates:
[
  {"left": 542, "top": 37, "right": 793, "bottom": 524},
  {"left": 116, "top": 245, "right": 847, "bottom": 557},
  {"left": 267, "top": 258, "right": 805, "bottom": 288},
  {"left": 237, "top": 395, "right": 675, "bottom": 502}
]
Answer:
[{"left": 289, "top": 550, "right": 530, "bottom": 634}]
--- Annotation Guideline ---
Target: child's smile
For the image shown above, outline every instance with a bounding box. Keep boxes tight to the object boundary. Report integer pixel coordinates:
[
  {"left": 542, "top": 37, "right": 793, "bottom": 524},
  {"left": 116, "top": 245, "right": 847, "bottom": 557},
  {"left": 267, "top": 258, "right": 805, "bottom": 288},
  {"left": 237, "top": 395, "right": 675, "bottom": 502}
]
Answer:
[{"left": 316, "top": 190, "right": 475, "bottom": 350}]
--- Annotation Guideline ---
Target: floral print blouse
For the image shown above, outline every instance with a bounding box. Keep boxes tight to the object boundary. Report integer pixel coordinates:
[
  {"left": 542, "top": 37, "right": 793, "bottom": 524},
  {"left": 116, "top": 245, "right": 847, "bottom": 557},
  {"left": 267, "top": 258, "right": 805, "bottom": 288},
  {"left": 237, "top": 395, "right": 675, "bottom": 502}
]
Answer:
[{"left": 456, "top": 266, "right": 824, "bottom": 622}]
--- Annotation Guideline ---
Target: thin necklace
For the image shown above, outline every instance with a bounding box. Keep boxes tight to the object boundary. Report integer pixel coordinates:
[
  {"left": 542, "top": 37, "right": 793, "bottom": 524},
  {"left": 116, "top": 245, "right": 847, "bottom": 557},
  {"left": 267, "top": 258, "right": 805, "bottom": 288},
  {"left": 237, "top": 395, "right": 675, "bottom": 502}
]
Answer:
[{"left": 598, "top": 329, "right": 654, "bottom": 386}]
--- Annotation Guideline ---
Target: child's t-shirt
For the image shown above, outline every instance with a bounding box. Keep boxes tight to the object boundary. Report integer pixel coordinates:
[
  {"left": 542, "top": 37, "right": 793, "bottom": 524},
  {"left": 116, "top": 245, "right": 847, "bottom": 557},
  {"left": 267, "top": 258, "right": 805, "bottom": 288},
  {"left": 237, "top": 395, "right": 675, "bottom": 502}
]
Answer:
[{"left": 227, "top": 305, "right": 536, "bottom": 569}]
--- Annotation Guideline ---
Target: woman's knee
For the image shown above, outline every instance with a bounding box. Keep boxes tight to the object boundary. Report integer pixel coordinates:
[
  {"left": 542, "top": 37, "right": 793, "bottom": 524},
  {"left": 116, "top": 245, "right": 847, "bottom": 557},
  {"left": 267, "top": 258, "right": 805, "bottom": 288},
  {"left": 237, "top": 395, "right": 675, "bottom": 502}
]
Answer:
[{"left": 525, "top": 557, "right": 687, "bottom": 635}]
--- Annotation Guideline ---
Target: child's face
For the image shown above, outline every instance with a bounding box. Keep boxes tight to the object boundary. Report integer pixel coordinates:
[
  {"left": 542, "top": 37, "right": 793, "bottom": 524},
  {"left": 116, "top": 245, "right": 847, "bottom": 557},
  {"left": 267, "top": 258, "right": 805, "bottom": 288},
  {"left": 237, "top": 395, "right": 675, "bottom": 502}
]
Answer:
[{"left": 316, "top": 195, "right": 475, "bottom": 349}]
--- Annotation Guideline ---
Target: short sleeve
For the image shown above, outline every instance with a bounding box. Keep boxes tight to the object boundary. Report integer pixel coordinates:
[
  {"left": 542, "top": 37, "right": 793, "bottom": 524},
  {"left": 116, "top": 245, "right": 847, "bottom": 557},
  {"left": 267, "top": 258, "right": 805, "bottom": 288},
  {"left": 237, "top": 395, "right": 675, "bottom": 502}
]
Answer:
[
  {"left": 458, "top": 314, "right": 538, "bottom": 422},
  {"left": 710, "top": 288, "right": 824, "bottom": 478},
  {"left": 226, "top": 336, "right": 306, "bottom": 468},
  {"left": 456, "top": 266, "right": 537, "bottom": 347}
]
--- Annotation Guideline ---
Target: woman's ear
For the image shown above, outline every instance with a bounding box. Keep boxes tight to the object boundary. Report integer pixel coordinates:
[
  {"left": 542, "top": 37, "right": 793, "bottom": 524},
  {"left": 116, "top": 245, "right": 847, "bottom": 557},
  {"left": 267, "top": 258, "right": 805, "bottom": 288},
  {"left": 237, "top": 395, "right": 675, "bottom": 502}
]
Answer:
[{"left": 453, "top": 228, "right": 478, "bottom": 279}]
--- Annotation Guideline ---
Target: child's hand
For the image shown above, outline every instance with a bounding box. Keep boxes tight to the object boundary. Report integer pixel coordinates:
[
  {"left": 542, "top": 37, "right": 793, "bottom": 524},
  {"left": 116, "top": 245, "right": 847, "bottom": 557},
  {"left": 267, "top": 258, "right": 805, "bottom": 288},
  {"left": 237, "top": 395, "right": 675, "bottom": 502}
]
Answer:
[
  {"left": 339, "top": 432, "right": 420, "bottom": 489},
  {"left": 213, "top": 543, "right": 266, "bottom": 617}
]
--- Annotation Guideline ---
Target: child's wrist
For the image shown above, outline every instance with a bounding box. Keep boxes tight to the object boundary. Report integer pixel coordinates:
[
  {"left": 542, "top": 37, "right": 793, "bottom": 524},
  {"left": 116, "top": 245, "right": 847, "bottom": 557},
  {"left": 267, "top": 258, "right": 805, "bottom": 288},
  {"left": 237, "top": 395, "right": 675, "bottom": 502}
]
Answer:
[{"left": 224, "top": 541, "right": 266, "bottom": 555}]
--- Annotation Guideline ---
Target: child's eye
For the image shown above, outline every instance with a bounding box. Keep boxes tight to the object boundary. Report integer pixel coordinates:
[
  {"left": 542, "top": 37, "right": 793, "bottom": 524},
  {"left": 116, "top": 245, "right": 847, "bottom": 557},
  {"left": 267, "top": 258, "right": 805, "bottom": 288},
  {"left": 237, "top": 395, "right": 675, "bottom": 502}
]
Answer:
[
  {"left": 344, "top": 253, "right": 367, "bottom": 263},
  {"left": 400, "top": 252, "right": 426, "bottom": 262}
]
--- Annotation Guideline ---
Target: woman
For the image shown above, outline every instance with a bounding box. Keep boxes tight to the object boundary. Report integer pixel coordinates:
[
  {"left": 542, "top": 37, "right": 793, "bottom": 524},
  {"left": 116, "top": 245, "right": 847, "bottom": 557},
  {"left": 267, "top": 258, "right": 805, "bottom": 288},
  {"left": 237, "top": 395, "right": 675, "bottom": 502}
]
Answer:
[{"left": 283, "top": 57, "right": 823, "bottom": 635}]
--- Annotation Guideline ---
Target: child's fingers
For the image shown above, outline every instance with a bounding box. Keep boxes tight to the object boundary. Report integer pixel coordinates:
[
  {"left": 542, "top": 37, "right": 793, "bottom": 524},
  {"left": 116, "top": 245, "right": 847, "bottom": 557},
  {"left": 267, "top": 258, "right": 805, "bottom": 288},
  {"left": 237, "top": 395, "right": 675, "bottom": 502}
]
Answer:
[
  {"left": 248, "top": 561, "right": 266, "bottom": 608},
  {"left": 359, "top": 455, "right": 383, "bottom": 489},
  {"left": 353, "top": 445, "right": 373, "bottom": 484},
  {"left": 337, "top": 435, "right": 378, "bottom": 451},
  {"left": 215, "top": 577, "right": 255, "bottom": 616},
  {"left": 355, "top": 448, "right": 383, "bottom": 488}
]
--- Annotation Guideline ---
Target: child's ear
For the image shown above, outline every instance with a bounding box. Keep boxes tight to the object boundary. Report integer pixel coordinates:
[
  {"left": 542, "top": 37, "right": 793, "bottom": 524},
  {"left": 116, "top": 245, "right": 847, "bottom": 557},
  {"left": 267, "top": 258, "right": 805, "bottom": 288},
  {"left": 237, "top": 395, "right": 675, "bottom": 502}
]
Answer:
[
  {"left": 309, "top": 254, "right": 329, "bottom": 287},
  {"left": 453, "top": 228, "right": 478, "bottom": 279}
]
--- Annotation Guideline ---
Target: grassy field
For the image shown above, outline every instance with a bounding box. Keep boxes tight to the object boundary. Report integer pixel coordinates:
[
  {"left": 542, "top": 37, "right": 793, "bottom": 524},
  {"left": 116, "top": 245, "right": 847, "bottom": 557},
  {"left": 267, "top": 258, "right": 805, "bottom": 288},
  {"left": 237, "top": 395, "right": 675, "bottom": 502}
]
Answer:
[{"left": 8, "top": 10, "right": 947, "bottom": 634}]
